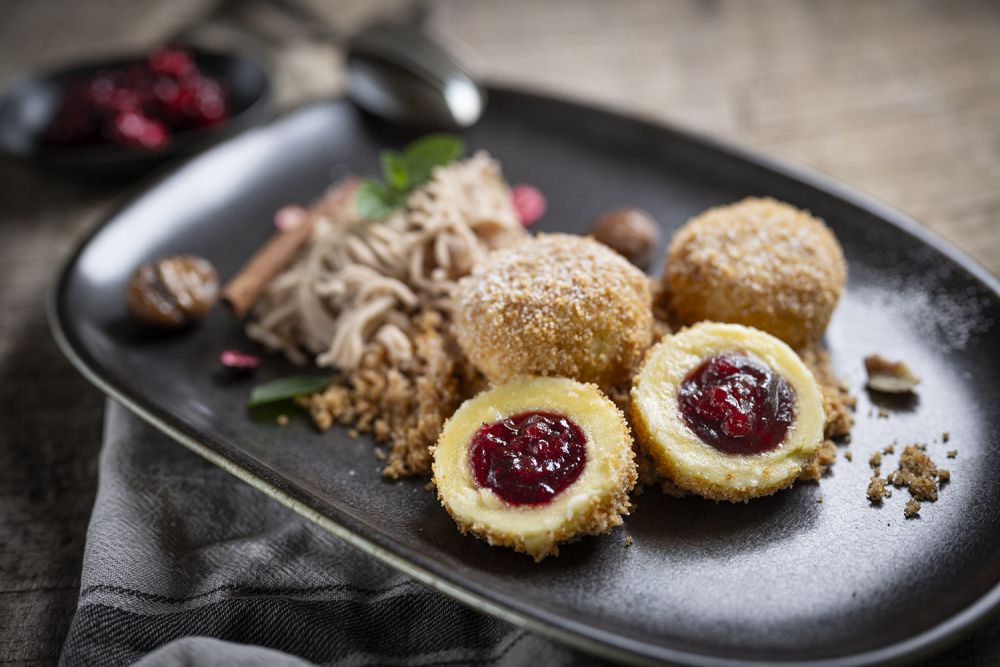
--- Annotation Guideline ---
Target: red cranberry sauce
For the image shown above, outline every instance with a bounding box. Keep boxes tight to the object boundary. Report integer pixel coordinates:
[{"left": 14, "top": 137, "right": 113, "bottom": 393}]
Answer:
[
  {"left": 677, "top": 353, "right": 796, "bottom": 455},
  {"left": 469, "top": 411, "right": 588, "bottom": 506},
  {"left": 43, "top": 48, "right": 229, "bottom": 150}
]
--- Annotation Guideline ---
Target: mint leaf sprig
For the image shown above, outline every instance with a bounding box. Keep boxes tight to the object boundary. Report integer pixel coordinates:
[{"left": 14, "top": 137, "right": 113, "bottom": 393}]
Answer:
[{"left": 356, "top": 134, "right": 465, "bottom": 220}]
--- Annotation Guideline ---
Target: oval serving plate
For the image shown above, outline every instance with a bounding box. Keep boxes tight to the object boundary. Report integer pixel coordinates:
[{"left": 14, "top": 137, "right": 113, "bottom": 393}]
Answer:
[{"left": 50, "top": 89, "right": 1000, "bottom": 666}]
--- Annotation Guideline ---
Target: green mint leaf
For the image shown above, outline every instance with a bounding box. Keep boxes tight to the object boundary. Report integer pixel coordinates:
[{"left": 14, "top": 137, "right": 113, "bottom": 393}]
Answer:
[
  {"left": 356, "top": 179, "right": 399, "bottom": 220},
  {"left": 380, "top": 150, "right": 409, "bottom": 190},
  {"left": 357, "top": 134, "right": 464, "bottom": 220},
  {"left": 247, "top": 375, "right": 331, "bottom": 408},
  {"left": 402, "top": 134, "right": 464, "bottom": 186}
]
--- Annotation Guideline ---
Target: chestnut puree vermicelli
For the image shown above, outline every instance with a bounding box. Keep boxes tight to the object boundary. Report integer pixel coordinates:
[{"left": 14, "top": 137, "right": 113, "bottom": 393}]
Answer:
[{"left": 246, "top": 153, "right": 527, "bottom": 476}]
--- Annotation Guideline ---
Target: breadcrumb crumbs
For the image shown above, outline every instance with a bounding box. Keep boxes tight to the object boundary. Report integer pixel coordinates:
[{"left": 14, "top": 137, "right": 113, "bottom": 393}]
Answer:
[
  {"left": 867, "top": 476, "right": 887, "bottom": 503},
  {"left": 844, "top": 451, "right": 853, "bottom": 462},
  {"left": 878, "top": 445, "right": 951, "bottom": 517},
  {"left": 947, "top": 449, "right": 957, "bottom": 459},
  {"left": 909, "top": 477, "right": 938, "bottom": 501},
  {"left": 305, "top": 310, "right": 483, "bottom": 478}
]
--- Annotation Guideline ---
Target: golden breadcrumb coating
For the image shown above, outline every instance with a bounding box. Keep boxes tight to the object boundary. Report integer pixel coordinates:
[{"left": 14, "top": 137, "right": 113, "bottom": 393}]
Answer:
[
  {"left": 795, "top": 344, "right": 856, "bottom": 481},
  {"left": 432, "top": 377, "right": 637, "bottom": 561},
  {"left": 665, "top": 197, "right": 847, "bottom": 348},
  {"left": 453, "top": 234, "right": 653, "bottom": 389}
]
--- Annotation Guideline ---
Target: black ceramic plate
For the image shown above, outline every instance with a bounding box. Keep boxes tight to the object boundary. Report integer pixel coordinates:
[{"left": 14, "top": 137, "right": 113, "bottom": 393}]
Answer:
[{"left": 51, "top": 90, "right": 1000, "bottom": 666}]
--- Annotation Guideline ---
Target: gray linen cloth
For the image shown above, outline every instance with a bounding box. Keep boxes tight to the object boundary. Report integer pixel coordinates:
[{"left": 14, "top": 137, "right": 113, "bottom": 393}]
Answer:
[{"left": 60, "top": 400, "right": 597, "bottom": 666}]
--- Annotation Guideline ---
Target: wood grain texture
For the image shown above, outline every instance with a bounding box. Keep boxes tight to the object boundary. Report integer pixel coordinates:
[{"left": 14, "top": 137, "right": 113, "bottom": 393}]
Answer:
[{"left": 0, "top": 0, "right": 998, "bottom": 664}]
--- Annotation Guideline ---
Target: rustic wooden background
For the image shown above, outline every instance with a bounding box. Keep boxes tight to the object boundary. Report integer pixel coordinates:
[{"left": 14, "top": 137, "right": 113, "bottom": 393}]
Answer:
[{"left": 1, "top": 0, "right": 998, "bottom": 664}]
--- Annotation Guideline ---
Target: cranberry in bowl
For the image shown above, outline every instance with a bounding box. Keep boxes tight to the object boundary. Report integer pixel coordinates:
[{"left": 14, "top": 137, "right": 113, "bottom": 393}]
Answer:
[{"left": 0, "top": 46, "right": 271, "bottom": 177}]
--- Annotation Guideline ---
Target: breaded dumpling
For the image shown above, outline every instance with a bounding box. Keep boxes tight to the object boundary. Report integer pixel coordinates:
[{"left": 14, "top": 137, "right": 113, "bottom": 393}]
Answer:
[
  {"left": 432, "top": 377, "right": 636, "bottom": 560},
  {"left": 453, "top": 233, "right": 653, "bottom": 389},
  {"left": 665, "top": 197, "right": 846, "bottom": 348},
  {"left": 630, "top": 322, "right": 825, "bottom": 502}
]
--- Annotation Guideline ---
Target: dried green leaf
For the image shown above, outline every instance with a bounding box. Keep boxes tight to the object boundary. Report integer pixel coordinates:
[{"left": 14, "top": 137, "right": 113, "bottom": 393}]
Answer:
[{"left": 247, "top": 375, "right": 330, "bottom": 407}]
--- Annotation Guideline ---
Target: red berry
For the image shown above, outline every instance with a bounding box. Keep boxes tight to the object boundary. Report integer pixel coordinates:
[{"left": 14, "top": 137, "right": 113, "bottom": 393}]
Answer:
[
  {"left": 511, "top": 184, "right": 547, "bottom": 226},
  {"left": 149, "top": 48, "right": 195, "bottom": 78},
  {"left": 114, "top": 112, "right": 169, "bottom": 149}
]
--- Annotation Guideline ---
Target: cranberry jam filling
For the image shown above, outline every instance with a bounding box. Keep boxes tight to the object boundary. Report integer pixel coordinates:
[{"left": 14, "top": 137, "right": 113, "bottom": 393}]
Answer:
[
  {"left": 677, "top": 353, "right": 796, "bottom": 455},
  {"left": 469, "top": 411, "right": 588, "bottom": 506}
]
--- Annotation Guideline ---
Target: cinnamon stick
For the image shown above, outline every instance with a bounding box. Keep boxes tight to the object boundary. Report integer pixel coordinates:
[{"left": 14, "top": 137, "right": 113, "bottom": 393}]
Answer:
[{"left": 222, "top": 178, "right": 359, "bottom": 318}]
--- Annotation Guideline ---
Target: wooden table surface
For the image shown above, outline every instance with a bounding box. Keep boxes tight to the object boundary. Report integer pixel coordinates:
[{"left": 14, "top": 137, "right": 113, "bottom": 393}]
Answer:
[{"left": 1, "top": 0, "right": 998, "bottom": 664}]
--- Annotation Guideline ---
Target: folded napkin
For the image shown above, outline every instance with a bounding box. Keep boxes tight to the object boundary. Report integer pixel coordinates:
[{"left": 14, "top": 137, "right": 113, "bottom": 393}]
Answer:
[{"left": 60, "top": 400, "right": 596, "bottom": 666}]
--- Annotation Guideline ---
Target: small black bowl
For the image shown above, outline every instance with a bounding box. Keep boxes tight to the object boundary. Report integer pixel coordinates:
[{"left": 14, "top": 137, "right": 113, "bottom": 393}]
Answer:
[{"left": 0, "top": 47, "right": 272, "bottom": 178}]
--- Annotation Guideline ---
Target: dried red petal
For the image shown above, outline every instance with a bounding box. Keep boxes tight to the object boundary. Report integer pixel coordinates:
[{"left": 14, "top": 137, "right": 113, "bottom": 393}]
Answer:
[{"left": 220, "top": 350, "right": 260, "bottom": 370}]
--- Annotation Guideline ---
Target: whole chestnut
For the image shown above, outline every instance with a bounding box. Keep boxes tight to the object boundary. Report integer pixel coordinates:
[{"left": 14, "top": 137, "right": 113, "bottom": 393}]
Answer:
[
  {"left": 126, "top": 255, "right": 218, "bottom": 327},
  {"left": 589, "top": 208, "right": 661, "bottom": 269}
]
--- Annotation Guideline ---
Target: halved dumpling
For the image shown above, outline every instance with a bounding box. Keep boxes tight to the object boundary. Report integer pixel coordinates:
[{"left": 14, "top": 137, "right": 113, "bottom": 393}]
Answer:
[
  {"left": 630, "top": 322, "right": 825, "bottom": 501},
  {"left": 432, "top": 377, "right": 636, "bottom": 561}
]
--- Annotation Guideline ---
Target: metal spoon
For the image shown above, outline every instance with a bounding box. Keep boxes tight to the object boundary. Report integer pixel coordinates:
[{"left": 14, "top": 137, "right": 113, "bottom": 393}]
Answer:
[
  {"left": 345, "top": 20, "right": 486, "bottom": 130},
  {"left": 177, "top": 0, "right": 486, "bottom": 130}
]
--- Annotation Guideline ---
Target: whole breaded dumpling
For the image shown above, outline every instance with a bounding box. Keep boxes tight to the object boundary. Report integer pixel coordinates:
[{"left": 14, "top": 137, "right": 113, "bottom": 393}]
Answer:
[
  {"left": 665, "top": 198, "right": 846, "bottom": 348},
  {"left": 453, "top": 233, "right": 653, "bottom": 389}
]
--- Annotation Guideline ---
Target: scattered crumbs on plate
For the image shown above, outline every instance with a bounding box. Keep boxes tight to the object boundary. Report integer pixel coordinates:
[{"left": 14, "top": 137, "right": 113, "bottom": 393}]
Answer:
[
  {"left": 877, "top": 408, "right": 890, "bottom": 419},
  {"left": 904, "top": 499, "right": 921, "bottom": 518},
  {"left": 869, "top": 452, "right": 882, "bottom": 469},
  {"left": 867, "top": 477, "right": 887, "bottom": 503},
  {"left": 276, "top": 414, "right": 289, "bottom": 426},
  {"left": 947, "top": 450, "right": 957, "bottom": 459},
  {"left": 624, "top": 535, "right": 634, "bottom": 547},
  {"left": 374, "top": 448, "right": 387, "bottom": 461},
  {"left": 844, "top": 450, "right": 853, "bottom": 462},
  {"left": 943, "top": 431, "right": 951, "bottom": 443},
  {"left": 883, "top": 444, "right": 896, "bottom": 455},
  {"left": 885, "top": 445, "right": 950, "bottom": 515},
  {"left": 816, "top": 496, "right": 823, "bottom": 504}
]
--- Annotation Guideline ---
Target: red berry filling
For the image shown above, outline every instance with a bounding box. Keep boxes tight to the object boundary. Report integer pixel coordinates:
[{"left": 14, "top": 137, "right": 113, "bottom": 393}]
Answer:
[
  {"left": 43, "top": 47, "right": 229, "bottom": 151},
  {"left": 469, "top": 411, "right": 587, "bottom": 506},
  {"left": 677, "top": 353, "right": 796, "bottom": 455}
]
